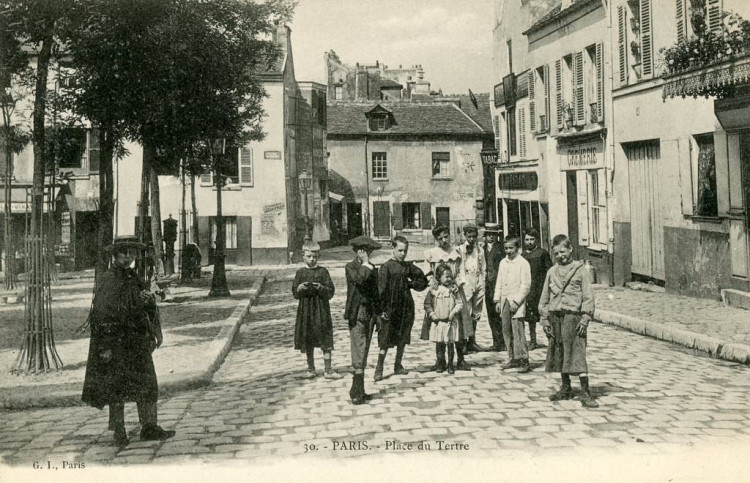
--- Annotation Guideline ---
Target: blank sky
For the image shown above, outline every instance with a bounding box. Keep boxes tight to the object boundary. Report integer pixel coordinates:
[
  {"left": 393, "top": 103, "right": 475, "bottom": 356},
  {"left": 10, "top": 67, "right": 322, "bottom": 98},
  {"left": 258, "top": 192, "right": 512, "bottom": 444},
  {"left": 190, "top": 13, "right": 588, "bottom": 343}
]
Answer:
[{"left": 288, "top": 0, "right": 495, "bottom": 95}]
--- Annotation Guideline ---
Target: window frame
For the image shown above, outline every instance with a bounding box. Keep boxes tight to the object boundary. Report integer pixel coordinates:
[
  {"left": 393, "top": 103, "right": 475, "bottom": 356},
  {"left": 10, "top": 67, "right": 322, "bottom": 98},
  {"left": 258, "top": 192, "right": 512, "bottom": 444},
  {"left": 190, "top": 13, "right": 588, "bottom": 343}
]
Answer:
[
  {"left": 372, "top": 152, "right": 388, "bottom": 180},
  {"left": 691, "top": 133, "right": 719, "bottom": 218},
  {"left": 431, "top": 152, "right": 451, "bottom": 179},
  {"left": 402, "top": 202, "right": 421, "bottom": 230},
  {"left": 210, "top": 216, "right": 238, "bottom": 250}
]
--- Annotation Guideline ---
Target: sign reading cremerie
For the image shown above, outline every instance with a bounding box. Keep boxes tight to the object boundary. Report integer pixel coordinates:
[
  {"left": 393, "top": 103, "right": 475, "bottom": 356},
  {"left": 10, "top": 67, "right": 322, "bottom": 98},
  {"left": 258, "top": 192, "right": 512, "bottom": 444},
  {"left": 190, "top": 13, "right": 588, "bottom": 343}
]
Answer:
[{"left": 561, "top": 142, "right": 604, "bottom": 170}]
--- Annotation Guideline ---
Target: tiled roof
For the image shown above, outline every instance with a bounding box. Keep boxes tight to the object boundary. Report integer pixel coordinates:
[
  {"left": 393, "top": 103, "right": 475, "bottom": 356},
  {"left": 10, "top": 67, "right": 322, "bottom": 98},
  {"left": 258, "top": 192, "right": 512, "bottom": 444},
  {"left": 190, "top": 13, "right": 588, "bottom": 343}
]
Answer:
[
  {"left": 327, "top": 102, "right": 489, "bottom": 136},
  {"left": 455, "top": 93, "right": 493, "bottom": 132},
  {"left": 523, "top": 0, "right": 600, "bottom": 35},
  {"left": 380, "top": 79, "right": 403, "bottom": 89}
]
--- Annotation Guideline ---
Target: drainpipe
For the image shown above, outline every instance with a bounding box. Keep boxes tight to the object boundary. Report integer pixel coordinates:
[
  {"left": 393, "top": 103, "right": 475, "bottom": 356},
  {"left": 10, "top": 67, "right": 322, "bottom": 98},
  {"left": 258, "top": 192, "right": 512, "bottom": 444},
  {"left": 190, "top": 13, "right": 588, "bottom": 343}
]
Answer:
[
  {"left": 606, "top": 2, "right": 616, "bottom": 287},
  {"left": 364, "top": 133, "right": 370, "bottom": 237}
]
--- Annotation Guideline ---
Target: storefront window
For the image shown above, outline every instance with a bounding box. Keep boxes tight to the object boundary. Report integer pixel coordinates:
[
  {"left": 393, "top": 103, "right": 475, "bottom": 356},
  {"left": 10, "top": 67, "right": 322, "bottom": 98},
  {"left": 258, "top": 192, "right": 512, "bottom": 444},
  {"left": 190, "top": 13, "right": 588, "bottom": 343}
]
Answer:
[{"left": 589, "top": 169, "right": 607, "bottom": 245}]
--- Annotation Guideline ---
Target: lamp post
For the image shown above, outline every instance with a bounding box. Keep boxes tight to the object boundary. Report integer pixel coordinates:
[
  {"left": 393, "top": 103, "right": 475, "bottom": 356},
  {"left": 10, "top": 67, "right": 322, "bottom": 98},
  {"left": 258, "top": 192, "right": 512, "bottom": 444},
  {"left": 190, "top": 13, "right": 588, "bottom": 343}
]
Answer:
[
  {"left": 298, "top": 170, "right": 312, "bottom": 241},
  {"left": 480, "top": 148, "right": 499, "bottom": 225},
  {"left": 209, "top": 138, "right": 230, "bottom": 297}
]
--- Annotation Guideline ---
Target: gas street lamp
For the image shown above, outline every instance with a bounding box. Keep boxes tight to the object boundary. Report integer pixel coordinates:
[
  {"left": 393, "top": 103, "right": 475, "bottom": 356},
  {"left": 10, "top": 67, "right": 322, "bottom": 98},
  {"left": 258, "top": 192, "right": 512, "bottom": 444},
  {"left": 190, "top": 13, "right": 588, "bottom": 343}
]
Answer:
[{"left": 298, "top": 170, "right": 313, "bottom": 241}]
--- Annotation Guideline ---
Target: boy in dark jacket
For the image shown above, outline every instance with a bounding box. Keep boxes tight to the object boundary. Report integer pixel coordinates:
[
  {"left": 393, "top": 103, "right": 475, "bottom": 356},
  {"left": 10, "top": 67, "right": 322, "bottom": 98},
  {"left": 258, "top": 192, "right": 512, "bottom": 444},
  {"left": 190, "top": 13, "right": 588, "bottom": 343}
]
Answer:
[{"left": 344, "top": 236, "right": 382, "bottom": 404}]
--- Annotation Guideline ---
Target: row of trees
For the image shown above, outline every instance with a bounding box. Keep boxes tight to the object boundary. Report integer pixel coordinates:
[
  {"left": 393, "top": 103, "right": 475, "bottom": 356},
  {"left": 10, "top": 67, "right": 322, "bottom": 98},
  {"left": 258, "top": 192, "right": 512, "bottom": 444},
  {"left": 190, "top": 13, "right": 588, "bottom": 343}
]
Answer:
[{"left": 1, "top": 0, "right": 295, "bottom": 372}]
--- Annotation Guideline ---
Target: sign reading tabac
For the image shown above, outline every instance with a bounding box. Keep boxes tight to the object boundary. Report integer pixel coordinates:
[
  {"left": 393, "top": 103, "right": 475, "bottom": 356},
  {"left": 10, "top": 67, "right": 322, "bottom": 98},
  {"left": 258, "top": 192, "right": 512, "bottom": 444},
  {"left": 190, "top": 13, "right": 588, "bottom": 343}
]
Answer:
[{"left": 561, "top": 142, "right": 604, "bottom": 170}]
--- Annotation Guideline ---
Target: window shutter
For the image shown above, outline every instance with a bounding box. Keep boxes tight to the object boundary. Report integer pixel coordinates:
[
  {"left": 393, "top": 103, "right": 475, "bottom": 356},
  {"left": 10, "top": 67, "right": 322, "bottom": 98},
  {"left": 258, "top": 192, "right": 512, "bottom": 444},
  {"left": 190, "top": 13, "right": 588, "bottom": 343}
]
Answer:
[
  {"left": 493, "top": 115, "right": 501, "bottom": 150},
  {"left": 88, "top": 128, "right": 100, "bottom": 172},
  {"left": 528, "top": 70, "right": 536, "bottom": 133},
  {"left": 518, "top": 107, "right": 526, "bottom": 159},
  {"left": 677, "top": 138, "right": 695, "bottom": 215},
  {"left": 555, "top": 59, "right": 563, "bottom": 129},
  {"left": 617, "top": 5, "right": 628, "bottom": 86},
  {"left": 640, "top": 0, "right": 653, "bottom": 78},
  {"left": 574, "top": 51, "right": 585, "bottom": 126},
  {"left": 393, "top": 202, "right": 403, "bottom": 230},
  {"left": 676, "top": 0, "right": 687, "bottom": 42},
  {"left": 543, "top": 64, "right": 550, "bottom": 132},
  {"left": 239, "top": 147, "right": 253, "bottom": 185},
  {"left": 576, "top": 170, "right": 590, "bottom": 245},
  {"left": 420, "top": 202, "right": 432, "bottom": 229},
  {"left": 707, "top": 0, "right": 723, "bottom": 34},
  {"left": 596, "top": 43, "right": 604, "bottom": 123}
]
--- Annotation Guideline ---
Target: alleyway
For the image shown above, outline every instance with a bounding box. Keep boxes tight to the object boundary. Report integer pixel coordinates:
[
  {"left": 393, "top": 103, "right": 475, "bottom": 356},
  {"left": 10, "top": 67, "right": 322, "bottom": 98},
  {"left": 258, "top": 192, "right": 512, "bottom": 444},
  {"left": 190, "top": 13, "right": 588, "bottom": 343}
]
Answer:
[{"left": 1, "top": 267, "right": 749, "bottom": 468}]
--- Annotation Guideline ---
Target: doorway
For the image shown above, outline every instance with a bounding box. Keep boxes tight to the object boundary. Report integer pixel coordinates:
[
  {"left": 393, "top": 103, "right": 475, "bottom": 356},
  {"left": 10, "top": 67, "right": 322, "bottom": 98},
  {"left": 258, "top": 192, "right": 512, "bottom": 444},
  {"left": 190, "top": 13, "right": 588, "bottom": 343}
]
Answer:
[
  {"left": 373, "top": 201, "right": 391, "bottom": 238},
  {"left": 566, "top": 172, "right": 580, "bottom": 259},
  {"left": 435, "top": 207, "right": 450, "bottom": 230},
  {"left": 346, "top": 203, "right": 363, "bottom": 238}
]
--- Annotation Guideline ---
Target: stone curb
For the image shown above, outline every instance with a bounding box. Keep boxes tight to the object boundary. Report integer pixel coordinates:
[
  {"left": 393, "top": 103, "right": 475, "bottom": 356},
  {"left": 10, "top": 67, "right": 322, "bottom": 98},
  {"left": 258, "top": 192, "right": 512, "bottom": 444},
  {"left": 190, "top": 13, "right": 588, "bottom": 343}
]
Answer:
[
  {"left": 0, "top": 275, "right": 268, "bottom": 409},
  {"left": 595, "top": 309, "right": 750, "bottom": 365}
]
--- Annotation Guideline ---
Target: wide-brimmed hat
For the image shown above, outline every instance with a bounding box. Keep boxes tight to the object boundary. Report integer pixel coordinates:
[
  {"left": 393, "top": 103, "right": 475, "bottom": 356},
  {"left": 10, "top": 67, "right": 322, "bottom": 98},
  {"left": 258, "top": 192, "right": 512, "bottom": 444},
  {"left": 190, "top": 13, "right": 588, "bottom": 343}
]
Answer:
[
  {"left": 483, "top": 223, "right": 501, "bottom": 234},
  {"left": 105, "top": 235, "right": 147, "bottom": 253},
  {"left": 349, "top": 235, "right": 381, "bottom": 250},
  {"left": 463, "top": 224, "right": 478, "bottom": 235}
]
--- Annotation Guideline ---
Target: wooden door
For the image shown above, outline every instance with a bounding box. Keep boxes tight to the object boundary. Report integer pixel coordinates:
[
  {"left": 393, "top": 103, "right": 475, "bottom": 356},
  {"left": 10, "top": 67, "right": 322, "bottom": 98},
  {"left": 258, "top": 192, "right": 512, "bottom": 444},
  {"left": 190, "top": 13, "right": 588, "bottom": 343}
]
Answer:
[
  {"left": 346, "top": 203, "right": 362, "bottom": 237},
  {"left": 436, "top": 207, "right": 450, "bottom": 229},
  {"left": 627, "top": 141, "right": 665, "bottom": 280},
  {"left": 373, "top": 201, "right": 390, "bottom": 238},
  {"left": 566, "top": 173, "right": 579, "bottom": 259}
]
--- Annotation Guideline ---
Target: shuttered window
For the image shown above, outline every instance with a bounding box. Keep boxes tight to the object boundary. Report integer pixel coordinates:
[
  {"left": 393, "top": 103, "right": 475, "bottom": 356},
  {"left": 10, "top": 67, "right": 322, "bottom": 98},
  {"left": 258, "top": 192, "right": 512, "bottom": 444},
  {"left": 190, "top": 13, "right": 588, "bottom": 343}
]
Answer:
[
  {"left": 574, "top": 51, "right": 585, "bottom": 126},
  {"left": 518, "top": 106, "right": 527, "bottom": 159},
  {"left": 528, "top": 70, "right": 536, "bottom": 133},
  {"left": 493, "top": 115, "right": 501, "bottom": 151},
  {"left": 596, "top": 43, "right": 604, "bottom": 123},
  {"left": 240, "top": 147, "right": 253, "bottom": 186},
  {"left": 676, "top": 0, "right": 687, "bottom": 42},
  {"left": 555, "top": 59, "right": 563, "bottom": 130},
  {"left": 617, "top": 5, "right": 628, "bottom": 86},
  {"left": 542, "top": 64, "right": 550, "bottom": 132},
  {"left": 640, "top": 0, "right": 653, "bottom": 78},
  {"left": 707, "top": 0, "right": 723, "bottom": 34}
]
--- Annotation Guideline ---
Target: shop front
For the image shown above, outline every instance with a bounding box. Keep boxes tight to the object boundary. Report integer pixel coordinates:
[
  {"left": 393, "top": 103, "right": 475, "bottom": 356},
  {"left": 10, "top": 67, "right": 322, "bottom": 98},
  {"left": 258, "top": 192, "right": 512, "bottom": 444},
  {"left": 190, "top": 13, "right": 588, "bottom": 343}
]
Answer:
[
  {"left": 557, "top": 134, "right": 610, "bottom": 285},
  {"left": 496, "top": 168, "right": 550, "bottom": 251}
]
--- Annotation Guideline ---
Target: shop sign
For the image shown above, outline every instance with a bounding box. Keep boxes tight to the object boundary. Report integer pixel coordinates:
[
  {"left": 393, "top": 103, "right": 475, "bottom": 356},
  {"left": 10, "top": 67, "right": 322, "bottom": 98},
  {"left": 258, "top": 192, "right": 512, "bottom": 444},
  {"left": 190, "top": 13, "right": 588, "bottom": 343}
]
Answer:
[
  {"left": 264, "top": 151, "right": 282, "bottom": 160},
  {"left": 561, "top": 142, "right": 604, "bottom": 170},
  {"left": 498, "top": 172, "right": 538, "bottom": 191}
]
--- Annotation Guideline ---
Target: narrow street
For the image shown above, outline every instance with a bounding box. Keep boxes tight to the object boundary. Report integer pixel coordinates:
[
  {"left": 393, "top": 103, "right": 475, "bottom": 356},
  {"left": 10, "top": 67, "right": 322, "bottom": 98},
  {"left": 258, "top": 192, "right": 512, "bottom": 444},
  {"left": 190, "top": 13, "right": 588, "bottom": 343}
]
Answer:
[{"left": 1, "top": 267, "right": 749, "bottom": 467}]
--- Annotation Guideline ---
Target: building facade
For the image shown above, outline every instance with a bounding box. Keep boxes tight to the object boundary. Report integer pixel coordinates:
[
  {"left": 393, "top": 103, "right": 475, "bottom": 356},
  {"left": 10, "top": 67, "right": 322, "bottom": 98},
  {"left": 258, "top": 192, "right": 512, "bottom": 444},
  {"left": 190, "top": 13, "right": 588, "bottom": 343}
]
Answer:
[
  {"left": 492, "top": 0, "right": 613, "bottom": 281},
  {"left": 327, "top": 100, "right": 492, "bottom": 244},
  {"left": 117, "top": 24, "right": 328, "bottom": 266},
  {"left": 491, "top": 0, "right": 750, "bottom": 301}
]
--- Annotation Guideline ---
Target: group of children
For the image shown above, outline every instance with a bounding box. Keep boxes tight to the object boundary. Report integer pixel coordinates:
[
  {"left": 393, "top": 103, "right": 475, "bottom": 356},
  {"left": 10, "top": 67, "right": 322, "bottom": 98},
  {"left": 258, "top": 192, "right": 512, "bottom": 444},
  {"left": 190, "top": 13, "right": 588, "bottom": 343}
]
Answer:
[{"left": 291, "top": 231, "right": 598, "bottom": 409}]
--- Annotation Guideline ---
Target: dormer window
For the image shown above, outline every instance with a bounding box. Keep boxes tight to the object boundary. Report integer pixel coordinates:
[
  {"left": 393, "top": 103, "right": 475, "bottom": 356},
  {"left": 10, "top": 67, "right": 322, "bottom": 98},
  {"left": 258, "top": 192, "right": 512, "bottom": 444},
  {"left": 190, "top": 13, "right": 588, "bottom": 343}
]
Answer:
[{"left": 370, "top": 115, "right": 389, "bottom": 131}]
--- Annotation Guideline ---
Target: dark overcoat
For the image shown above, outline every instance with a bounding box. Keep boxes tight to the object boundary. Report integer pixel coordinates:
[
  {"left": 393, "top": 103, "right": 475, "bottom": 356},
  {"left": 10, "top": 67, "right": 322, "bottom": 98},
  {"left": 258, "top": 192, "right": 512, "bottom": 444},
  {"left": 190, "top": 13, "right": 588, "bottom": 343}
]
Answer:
[
  {"left": 377, "top": 259, "right": 428, "bottom": 348},
  {"left": 292, "top": 266, "right": 336, "bottom": 352},
  {"left": 344, "top": 258, "right": 381, "bottom": 325},
  {"left": 82, "top": 266, "right": 158, "bottom": 409},
  {"left": 523, "top": 246, "right": 553, "bottom": 320}
]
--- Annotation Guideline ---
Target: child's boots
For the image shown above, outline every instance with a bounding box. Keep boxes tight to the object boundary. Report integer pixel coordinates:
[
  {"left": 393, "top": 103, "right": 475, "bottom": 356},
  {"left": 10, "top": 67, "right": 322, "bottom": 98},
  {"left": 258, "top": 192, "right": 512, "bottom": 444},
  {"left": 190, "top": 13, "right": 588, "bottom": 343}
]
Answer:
[
  {"left": 436, "top": 343, "right": 447, "bottom": 373},
  {"left": 446, "top": 343, "right": 455, "bottom": 375}
]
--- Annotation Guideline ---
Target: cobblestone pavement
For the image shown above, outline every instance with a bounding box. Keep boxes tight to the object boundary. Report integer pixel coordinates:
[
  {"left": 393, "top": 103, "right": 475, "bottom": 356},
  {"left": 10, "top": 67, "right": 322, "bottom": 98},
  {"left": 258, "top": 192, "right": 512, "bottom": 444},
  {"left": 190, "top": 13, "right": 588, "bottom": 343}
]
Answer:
[
  {"left": 1, "top": 267, "right": 749, "bottom": 469},
  {"left": 594, "top": 286, "right": 750, "bottom": 346}
]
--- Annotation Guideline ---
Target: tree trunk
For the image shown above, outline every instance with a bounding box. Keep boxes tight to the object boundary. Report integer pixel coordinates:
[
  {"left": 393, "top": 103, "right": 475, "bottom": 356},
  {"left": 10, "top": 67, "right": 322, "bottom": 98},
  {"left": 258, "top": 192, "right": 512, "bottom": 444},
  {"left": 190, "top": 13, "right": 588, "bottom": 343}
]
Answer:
[
  {"left": 137, "top": 143, "right": 151, "bottom": 284},
  {"left": 209, "top": 155, "right": 229, "bottom": 297},
  {"left": 3, "top": 136, "right": 16, "bottom": 291},
  {"left": 13, "top": 28, "right": 63, "bottom": 373},
  {"left": 95, "top": 126, "right": 115, "bottom": 289},
  {"left": 149, "top": 165, "right": 164, "bottom": 278},
  {"left": 190, "top": 172, "right": 198, "bottom": 245}
]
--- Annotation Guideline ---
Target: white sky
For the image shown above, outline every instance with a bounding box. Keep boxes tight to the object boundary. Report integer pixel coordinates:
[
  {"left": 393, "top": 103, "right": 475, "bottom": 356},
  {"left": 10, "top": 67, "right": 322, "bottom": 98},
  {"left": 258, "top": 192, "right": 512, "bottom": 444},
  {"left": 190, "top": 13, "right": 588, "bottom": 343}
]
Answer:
[{"left": 288, "top": 0, "right": 495, "bottom": 96}]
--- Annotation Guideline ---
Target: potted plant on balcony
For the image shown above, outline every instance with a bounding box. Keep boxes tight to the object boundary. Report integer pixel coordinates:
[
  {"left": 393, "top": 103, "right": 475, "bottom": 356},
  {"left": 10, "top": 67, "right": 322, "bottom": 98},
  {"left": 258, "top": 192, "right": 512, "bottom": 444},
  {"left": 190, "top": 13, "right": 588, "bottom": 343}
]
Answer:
[
  {"left": 562, "top": 103, "right": 574, "bottom": 129},
  {"left": 630, "top": 40, "right": 642, "bottom": 78}
]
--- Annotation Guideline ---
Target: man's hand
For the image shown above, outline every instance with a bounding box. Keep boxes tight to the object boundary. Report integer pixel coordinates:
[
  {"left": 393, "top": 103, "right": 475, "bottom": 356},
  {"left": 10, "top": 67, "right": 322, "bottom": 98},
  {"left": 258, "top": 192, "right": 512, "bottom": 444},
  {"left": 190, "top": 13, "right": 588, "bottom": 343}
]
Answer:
[
  {"left": 358, "top": 249, "right": 370, "bottom": 265},
  {"left": 509, "top": 300, "right": 519, "bottom": 314},
  {"left": 100, "top": 348, "right": 112, "bottom": 362},
  {"left": 543, "top": 325, "right": 554, "bottom": 339},
  {"left": 298, "top": 282, "right": 309, "bottom": 290},
  {"left": 139, "top": 290, "right": 153, "bottom": 305},
  {"left": 155, "top": 328, "right": 163, "bottom": 348},
  {"left": 449, "top": 284, "right": 459, "bottom": 294},
  {"left": 430, "top": 313, "right": 438, "bottom": 322},
  {"left": 576, "top": 318, "right": 589, "bottom": 337}
]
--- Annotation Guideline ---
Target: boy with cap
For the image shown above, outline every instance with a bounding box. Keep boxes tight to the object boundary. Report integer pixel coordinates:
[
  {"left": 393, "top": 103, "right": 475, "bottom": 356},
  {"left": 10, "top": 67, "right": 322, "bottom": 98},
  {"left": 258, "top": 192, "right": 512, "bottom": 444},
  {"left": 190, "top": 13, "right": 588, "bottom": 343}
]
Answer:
[
  {"left": 457, "top": 224, "right": 486, "bottom": 353},
  {"left": 344, "top": 235, "right": 382, "bottom": 404},
  {"left": 523, "top": 227, "right": 553, "bottom": 350}
]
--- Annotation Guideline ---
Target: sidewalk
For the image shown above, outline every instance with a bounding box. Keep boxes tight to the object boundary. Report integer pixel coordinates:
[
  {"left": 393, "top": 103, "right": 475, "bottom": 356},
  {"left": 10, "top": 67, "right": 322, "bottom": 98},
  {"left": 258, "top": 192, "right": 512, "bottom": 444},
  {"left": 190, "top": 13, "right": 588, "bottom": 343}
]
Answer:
[{"left": 0, "top": 271, "right": 268, "bottom": 409}]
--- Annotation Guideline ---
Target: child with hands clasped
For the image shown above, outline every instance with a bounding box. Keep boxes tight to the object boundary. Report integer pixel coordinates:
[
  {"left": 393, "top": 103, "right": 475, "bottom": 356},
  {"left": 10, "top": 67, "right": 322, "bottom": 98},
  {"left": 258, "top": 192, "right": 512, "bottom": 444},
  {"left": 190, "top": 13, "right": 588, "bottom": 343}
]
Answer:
[
  {"left": 292, "top": 240, "right": 341, "bottom": 380},
  {"left": 424, "top": 264, "right": 464, "bottom": 374}
]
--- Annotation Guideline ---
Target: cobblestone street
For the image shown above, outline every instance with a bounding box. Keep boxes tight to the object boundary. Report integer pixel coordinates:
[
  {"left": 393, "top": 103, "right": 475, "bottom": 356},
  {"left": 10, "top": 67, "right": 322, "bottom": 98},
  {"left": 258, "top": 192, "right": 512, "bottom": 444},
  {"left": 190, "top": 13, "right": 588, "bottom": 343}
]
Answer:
[{"left": 1, "top": 267, "right": 750, "bottom": 472}]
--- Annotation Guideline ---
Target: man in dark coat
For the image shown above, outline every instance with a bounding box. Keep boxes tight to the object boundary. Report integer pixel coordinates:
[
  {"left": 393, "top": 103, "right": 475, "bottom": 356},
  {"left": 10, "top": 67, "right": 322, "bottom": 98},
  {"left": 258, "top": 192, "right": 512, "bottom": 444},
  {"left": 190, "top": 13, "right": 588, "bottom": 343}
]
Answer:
[
  {"left": 482, "top": 223, "right": 506, "bottom": 351},
  {"left": 82, "top": 236, "right": 176, "bottom": 447},
  {"left": 344, "top": 235, "right": 382, "bottom": 404},
  {"left": 523, "top": 227, "right": 553, "bottom": 350},
  {"left": 375, "top": 236, "right": 428, "bottom": 381}
]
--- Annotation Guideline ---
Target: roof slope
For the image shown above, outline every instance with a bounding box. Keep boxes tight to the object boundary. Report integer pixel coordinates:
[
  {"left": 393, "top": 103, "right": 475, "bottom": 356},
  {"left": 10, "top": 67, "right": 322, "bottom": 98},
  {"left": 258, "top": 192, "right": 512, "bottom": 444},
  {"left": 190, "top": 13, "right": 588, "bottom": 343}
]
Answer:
[{"left": 328, "top": 102, "right": 489, "bottom": 136}]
